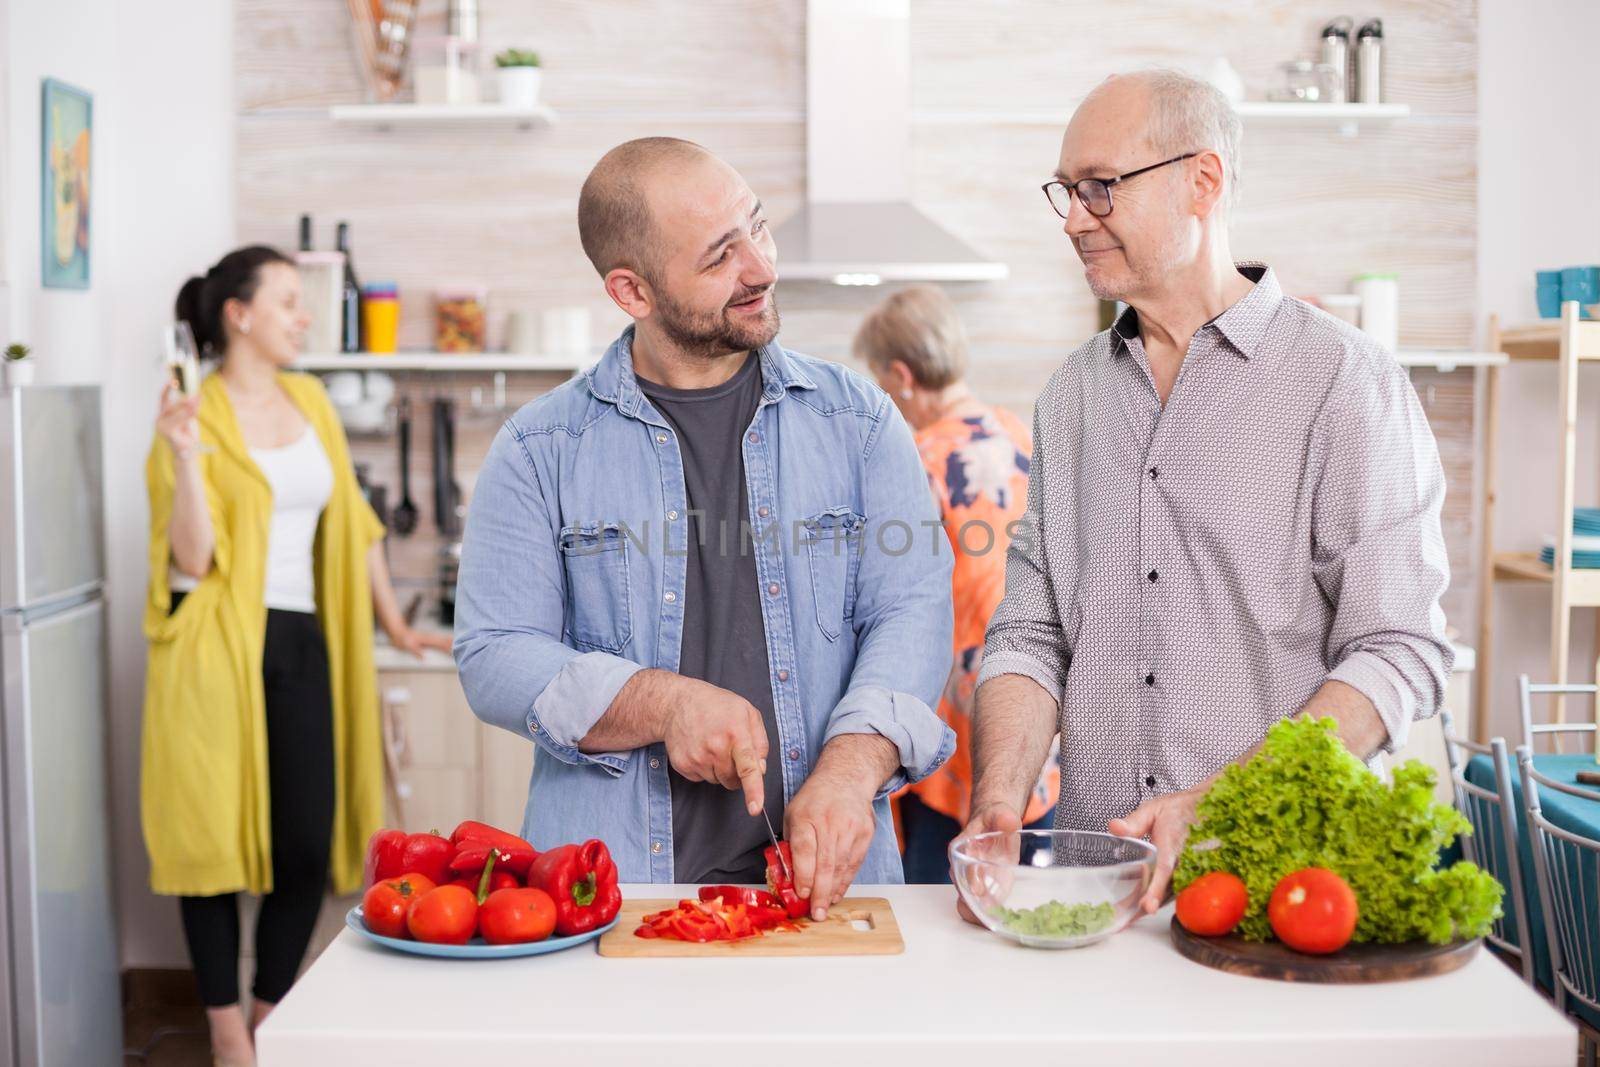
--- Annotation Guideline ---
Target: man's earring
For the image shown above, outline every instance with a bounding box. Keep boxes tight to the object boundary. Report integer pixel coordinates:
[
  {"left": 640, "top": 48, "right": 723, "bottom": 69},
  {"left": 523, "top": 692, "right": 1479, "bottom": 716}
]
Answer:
[
  {"left": 240, "top": 320, "right": 252, "bottom": 335},
  {"left": 900, "top": 389, "right": 913, "bottom": 400}
]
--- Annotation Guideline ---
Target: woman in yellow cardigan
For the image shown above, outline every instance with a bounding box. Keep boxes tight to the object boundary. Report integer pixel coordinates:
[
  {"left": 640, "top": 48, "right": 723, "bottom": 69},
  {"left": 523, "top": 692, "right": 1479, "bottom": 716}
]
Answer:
[{"left": 144, "top": 245, "right": 448, "bottom": 1066}]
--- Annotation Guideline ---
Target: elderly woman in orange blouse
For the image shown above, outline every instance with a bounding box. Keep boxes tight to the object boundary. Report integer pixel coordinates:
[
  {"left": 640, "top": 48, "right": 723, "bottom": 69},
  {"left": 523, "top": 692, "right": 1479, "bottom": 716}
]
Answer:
[{"left": 853, "top": 285, "right": 1058, "bottom": 883}]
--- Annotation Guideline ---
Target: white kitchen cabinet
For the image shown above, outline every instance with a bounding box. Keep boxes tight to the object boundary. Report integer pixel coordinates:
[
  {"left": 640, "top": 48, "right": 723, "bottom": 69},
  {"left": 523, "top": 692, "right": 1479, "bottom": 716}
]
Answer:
[{"left": 377, "top": 663, "right": 534, "bottom": 835}]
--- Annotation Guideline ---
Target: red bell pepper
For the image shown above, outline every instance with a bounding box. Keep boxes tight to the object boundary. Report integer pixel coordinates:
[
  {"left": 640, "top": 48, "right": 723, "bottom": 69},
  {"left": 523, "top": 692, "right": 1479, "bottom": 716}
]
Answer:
[
  {"left": 764, "top": 842, "right": 808, "bottom": 919},
  {"left": 364, "top": 829, "right": 456, "bottom": 887},
  {"left": 526, "top": 839, "right": 622, "bottom": 936},
  {"left": 448, "top": 842, "right": 538, "bottom": 879},
  {"left": 449, "top": 820, "right": 537, "bottom": 855}
]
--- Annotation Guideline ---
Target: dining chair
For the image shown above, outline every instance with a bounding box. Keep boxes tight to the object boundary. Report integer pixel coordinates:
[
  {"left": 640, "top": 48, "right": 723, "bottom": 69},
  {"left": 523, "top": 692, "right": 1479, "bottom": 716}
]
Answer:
[
  {"left": 1517, "top": 745, "right": 1600, "bottom": 1066},
  {"left": 1518, "top": 675, "right": 1599, "bottom": 755},
  {"left": 1439, "top": 710, "right": 1534, "bottom": 984}
]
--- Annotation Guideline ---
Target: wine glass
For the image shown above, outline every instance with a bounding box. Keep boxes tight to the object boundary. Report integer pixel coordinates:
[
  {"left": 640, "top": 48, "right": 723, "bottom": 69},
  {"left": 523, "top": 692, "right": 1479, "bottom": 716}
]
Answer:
[
  {"left": 164, "top": 321, "right": 202, "bottom": 397},
  {"left": 162, "top": 321, "right": 211, "bottom": 453}
]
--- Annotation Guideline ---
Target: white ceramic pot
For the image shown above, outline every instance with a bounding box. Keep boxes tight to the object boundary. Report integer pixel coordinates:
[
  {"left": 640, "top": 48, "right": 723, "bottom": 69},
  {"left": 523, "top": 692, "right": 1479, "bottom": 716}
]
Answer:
[
  {"left": 497, "top": 66, "right": 543, "bottom": 109},
  {"left": 3, "top": 361, "right": 34, "bottom": 388}
]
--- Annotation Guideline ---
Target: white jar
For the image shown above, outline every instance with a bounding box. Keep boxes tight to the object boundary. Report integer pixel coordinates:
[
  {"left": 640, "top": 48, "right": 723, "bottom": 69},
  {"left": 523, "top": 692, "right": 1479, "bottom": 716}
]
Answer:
[
  {"left": 496, "top": 66, "right": 542, "bottom": 109},
  {"left": 1352, "top": 272, "right": 1399, "bottom": 352}
]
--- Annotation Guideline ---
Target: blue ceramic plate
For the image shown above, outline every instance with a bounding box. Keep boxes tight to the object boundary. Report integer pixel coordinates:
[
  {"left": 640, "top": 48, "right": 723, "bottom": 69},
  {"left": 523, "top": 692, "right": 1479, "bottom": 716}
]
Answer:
[{"left": 346, "top": 906, "right": 618, "bottom": 959}]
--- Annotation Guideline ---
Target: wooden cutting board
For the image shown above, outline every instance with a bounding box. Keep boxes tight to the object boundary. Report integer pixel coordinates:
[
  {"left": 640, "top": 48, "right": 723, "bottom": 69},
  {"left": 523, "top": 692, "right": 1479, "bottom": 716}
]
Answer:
[
  {"left": 598, "top": 898, "right": 904, "bottom": 958},
  {"left": 1170, "top": 918, "right": 1480, "bottom": 983}
]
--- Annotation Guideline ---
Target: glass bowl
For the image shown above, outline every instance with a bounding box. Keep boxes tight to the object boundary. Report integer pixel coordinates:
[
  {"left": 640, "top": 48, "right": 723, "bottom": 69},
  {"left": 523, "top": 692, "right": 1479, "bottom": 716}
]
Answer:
[{"left": 949, "top": 829, "right": 1156, "bottom": 949}]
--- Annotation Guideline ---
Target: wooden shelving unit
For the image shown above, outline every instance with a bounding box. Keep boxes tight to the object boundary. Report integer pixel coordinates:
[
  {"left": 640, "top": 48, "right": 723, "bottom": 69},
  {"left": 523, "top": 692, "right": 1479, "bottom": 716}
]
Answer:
[{"left": 1476, "top": 302, "right": 1600, "bottom": 739}]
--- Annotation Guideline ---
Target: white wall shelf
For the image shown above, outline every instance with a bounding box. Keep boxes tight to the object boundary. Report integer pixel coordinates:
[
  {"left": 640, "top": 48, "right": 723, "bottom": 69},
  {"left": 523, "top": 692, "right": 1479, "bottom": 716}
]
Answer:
[
  {"left": 328, "top": 103, "right": 558, "bottom": 130},
  {"left": 1233, "top": 101, "right": 1410, "bottom": 136},
  {"left": 294, "top": 352, "right": 589, "bottom": 372},
  {"left": 1394, "top": 350, "right": 1509, "bottom": 371}
]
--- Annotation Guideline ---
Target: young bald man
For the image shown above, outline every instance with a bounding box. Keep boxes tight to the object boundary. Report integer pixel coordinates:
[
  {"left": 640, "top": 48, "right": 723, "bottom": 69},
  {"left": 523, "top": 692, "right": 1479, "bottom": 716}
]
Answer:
[{"left": 455, "top": 138, "right": 955, "bottom": 914}]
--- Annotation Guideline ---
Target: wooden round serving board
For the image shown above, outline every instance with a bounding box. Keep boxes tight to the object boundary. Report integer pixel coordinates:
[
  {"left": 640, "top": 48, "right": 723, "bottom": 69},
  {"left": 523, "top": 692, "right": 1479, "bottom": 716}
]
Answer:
[{"left": 1169, "top": 918, "right": 1480, "bottom": 983}]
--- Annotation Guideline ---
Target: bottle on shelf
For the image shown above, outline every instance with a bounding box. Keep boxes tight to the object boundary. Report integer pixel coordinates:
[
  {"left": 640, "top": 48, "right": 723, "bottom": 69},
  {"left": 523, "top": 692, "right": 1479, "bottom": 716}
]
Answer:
[
  {"left": 335, "top": 221, "right": 363, "bottom": 353},
  {"left": 298, "top": 213, "right": 313, "bottom": 252}
]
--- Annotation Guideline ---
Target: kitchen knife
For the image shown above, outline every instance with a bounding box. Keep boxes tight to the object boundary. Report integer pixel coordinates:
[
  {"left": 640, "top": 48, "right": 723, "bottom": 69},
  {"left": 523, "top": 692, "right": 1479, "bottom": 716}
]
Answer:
[{"left": 762, "top": 808, "right": 792, "bottom": 884}]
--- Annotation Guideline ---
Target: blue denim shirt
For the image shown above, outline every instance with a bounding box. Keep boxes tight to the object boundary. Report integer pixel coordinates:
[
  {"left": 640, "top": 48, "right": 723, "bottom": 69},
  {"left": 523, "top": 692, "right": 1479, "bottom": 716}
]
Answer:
[{"left": 454, "top": 327, "right": 955, "bottom": 884}]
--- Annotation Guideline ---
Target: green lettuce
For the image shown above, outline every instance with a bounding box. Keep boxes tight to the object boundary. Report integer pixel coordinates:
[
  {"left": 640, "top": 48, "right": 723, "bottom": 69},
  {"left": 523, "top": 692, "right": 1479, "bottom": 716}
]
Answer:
[{"left": 1173, "top": 715, "right": 1502, "bottom": 944}]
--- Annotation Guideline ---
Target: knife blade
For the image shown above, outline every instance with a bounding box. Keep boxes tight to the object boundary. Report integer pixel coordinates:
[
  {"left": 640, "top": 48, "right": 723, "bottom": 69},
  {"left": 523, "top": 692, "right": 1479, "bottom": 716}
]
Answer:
[{"left": 761, "top": 807, "right": 792, "bottom": 884}]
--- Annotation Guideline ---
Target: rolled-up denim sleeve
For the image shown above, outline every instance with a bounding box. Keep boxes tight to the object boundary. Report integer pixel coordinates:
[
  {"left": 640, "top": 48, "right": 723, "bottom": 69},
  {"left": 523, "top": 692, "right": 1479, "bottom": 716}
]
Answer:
[
  {"left": 1312, "top": 360, "right": 1454, "bottom": 753},
  {"left": 977, "top": 396, "right": 1069, "bottom": 704},
  {"left": 454, "top": 424, "right": 643, "bottom": 776},
  {"left": 822, "top": 395, "right": 955, "bottom": 799}
]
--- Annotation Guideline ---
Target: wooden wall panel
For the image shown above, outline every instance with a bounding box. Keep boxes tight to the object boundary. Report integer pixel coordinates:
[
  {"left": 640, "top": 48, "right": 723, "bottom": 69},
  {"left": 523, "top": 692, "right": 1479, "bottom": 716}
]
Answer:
[{"left": 237, "top": 0, "right": 1480, "bottom": 626}]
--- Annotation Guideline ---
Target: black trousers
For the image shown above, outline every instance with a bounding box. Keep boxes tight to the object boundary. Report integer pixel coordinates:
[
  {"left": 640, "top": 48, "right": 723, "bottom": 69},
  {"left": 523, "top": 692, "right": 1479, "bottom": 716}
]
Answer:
[{"left": 173, "top": 596, "right": 336, "bottom": 1007}]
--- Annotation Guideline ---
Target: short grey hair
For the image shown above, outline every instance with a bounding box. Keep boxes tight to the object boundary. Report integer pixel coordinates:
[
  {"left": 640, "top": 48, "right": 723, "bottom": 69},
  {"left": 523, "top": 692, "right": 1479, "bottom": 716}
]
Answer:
[
  {"left": 852, "top": 284, "right": 968, "bottom": 390},
  {"left": 1117, "top": 68, "right": 1243, "bottom": 211}
]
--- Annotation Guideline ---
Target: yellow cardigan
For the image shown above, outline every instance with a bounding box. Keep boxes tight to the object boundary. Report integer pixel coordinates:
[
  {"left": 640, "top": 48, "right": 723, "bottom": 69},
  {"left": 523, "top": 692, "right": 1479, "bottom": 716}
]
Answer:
[{"left": 142, "top": 371, "right": 386, "bottom": 897}]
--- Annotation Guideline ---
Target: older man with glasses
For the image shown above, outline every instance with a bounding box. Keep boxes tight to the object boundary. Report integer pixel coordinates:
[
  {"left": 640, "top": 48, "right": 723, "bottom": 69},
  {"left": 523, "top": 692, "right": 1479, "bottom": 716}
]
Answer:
[{"left": 956, "top": 69, "right": 1454, "bottom": 916}]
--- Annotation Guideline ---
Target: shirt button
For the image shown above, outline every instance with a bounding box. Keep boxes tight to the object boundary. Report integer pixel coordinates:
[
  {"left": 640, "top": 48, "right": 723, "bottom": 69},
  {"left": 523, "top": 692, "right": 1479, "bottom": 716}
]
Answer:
[
  {"left": 767, "top": 583, "right": 780, "bottom": 596},
  {"left": 649, "top": 757, "right": 661, "bottom": 770},
  {"left": 1149, "top": 467, "right": 1159, "bottom": 480},
  {"left": 1145, "top": 775, "right": 1156, "bottom": 788},
  {"left": 651, "top": 841, "right": 663, "bottom": 854},
  {"left": 1145, "top": 673, "right": 1155, "bottom": 686},
  {"left": 758, "top": 505, "right": 770, "bottom": 518},
  {"left": 667, "top": 509, "right": 679, "bottom": 520},
  {"left": 787, "top": 748, "right": 801, "bottom": 761},
  {"left": 777, "top": 669, "right": 790, "bottom": 682},
  {"left": 656, "top": 433, "right": 668, "bottom": 445},
  {"left": 1148, "top": 570, "right": 1158, "bottom": 582},
  {"left": 664, "top": 590, "right": 677, "bottom": 604},
  {"left": 748, "top": 432, "right": 760, "bottom": 444}
]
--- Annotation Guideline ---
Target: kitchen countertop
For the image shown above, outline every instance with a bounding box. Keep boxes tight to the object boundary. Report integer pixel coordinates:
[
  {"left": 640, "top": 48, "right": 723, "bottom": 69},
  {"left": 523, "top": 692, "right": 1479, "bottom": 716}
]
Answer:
[
  {"left": 373, "top": 630, "right": 456, "bottom": 672},
  {"left": 255, "top": 884, "right": 1573, "bottom": 1066}
]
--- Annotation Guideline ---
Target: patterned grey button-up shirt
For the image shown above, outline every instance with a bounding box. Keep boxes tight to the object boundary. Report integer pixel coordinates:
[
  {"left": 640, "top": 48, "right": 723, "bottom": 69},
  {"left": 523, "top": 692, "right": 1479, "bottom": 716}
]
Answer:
[{"left": 977, "top": 263, "right": 1453, "bottom": 832}]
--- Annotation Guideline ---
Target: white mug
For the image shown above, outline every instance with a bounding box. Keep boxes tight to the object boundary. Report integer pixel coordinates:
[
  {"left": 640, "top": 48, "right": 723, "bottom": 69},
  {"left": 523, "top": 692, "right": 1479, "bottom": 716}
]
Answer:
[{"left": 540, "top": 306, "right": 591, "bottom": 357}]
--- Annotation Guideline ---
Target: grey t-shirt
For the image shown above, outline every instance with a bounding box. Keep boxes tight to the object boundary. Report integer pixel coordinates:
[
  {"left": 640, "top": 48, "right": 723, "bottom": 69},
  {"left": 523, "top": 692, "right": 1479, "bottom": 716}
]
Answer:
[{"left": 637, "top": 353, "right": 783, "bottom": 883}]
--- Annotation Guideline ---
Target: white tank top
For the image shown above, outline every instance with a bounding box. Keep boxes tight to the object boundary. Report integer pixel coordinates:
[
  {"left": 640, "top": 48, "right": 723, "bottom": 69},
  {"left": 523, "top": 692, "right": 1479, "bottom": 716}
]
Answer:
[{"left": 170, "top": 424, "right": 334, "bottom": 613}]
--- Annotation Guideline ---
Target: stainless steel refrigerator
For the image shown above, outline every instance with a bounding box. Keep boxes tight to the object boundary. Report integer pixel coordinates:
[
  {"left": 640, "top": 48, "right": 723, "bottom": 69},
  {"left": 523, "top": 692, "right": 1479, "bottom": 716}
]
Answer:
[{"left": 0, "top": 385, "right": 119, "bottom": 1066}]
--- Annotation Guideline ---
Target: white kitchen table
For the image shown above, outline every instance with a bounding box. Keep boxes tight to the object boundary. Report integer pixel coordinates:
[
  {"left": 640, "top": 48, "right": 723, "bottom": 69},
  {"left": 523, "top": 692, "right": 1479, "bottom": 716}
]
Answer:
[{"left": 257, "top": 884, "right": 1575, "bottom": 1066}]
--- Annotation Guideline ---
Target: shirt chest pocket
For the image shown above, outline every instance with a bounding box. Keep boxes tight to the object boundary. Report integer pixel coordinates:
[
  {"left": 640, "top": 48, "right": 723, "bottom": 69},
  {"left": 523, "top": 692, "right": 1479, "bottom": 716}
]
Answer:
[
  {"left": 558, "top": 522, "right": 633, "bottom": 654},
  {"left": 801, "top": 506, "right": 865, "bottom": 642}
]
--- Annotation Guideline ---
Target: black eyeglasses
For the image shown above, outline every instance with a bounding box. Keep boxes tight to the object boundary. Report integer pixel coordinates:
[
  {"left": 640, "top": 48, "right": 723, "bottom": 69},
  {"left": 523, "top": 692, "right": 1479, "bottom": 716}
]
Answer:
[{"left": 1041, "top": 153, "right": 1197, "bottom": 219}]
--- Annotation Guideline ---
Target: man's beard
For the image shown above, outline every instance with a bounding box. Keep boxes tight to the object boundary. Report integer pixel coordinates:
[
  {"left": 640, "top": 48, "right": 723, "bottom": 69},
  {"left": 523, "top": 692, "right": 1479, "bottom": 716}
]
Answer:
[{"left": 654, "top": 284, "right": 781, "bottom": 359}]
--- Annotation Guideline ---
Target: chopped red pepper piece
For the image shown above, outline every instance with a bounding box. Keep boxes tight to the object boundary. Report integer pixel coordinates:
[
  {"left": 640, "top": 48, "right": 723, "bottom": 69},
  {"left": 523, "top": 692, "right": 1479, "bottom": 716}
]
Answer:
[
  {"left": 764, "top": 842, "right": 808, "bottom": 919},
  {"left": 635, "top": 888, "right": 807, "bottom": 943},
  {"left": 698, "top": 885, "right": 785, "bottom": 911}
]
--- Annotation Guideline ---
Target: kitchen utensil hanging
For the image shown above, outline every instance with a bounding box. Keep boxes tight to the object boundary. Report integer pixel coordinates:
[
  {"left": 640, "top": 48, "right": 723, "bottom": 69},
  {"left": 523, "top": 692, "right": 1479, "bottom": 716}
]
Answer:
[{"left": 391, "top": 395, "right": 419, "bottom": 537}]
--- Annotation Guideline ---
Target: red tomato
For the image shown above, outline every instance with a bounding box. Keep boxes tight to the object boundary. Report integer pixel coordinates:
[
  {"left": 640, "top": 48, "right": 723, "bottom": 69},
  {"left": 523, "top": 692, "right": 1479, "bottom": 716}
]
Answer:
[
  {"left": 478, "top": 888, "right": 558, "bottom": 945},
  {"left": 1175, "top": 871, "right": 1249, "bottom": 937},
  {"left": 1269, "top": 867, "right": 1358, "bottom": 955},
  {"left": 406, "top": 885, "right": 480, "bottom": 945},
  {"left": 361, "top": 873, "right": 437, "bottom": 939}
]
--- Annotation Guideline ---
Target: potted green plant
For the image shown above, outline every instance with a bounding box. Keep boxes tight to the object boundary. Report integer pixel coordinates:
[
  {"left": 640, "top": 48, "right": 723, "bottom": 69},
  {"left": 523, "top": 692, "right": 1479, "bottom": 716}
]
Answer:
[
  {"left": 494, "top": 48, "right": 542, "bottom": 109},
  {"left": 3, "top": 343, "right": 33, "bottom": 388}
]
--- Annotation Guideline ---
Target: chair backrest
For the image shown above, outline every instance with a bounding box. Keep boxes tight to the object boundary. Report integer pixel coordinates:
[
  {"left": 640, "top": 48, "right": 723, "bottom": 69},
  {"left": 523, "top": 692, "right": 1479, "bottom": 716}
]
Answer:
[
  {"left": 1517, "top": 745, "right": 1600, "bottom": 1021},
  {"left": 1518, "top": 674, "right": 1599, "bottom": 755},
  {"left": 1439, "top": 710, "right": 1534, "bottom": 983}
]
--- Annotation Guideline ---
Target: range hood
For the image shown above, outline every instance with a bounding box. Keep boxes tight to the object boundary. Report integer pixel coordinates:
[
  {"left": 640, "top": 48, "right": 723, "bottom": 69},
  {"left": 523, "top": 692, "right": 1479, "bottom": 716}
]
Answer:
[{"left": 772, "top": 0, "right": 1008, "bottom": 286}]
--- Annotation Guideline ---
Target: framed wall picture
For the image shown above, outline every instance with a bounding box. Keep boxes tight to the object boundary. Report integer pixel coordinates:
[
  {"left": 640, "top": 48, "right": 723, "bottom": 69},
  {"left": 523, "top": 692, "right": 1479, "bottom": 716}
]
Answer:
[{"left": 41, "top": 78, "right": 92, "bottom": 290}]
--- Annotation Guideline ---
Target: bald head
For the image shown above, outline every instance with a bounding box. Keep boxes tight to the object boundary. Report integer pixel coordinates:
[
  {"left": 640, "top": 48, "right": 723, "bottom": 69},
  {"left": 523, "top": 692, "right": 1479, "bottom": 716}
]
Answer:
[
  {"left": 1076, "top": 69, "right": 1242, "bottom": 210},
  {"left": 578, "top": 137, "right": 719, "bottom": 280}
]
